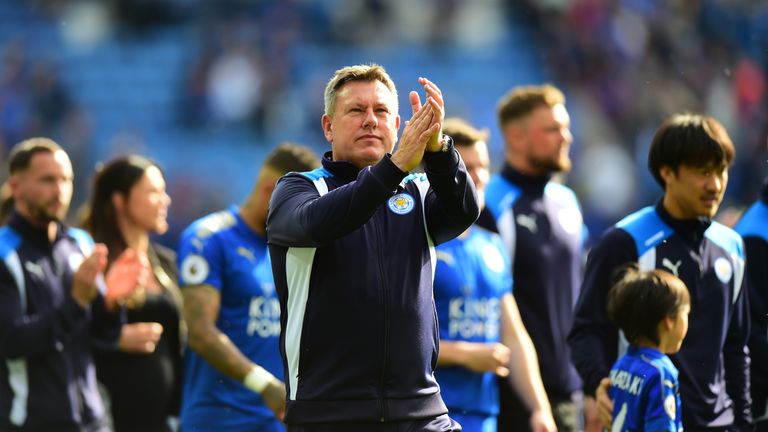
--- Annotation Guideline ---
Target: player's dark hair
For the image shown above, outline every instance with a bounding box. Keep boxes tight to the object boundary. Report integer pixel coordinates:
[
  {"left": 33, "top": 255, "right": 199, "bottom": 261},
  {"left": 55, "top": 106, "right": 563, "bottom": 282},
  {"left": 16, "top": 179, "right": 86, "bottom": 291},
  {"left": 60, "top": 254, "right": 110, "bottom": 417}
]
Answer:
[
  {"left": 647, "top": 114, "right": 734, "bottom": 188},
  {"left": 8, "top": 137, "right": 63, "bottom": 174},
  {"left": 607, "top": 265, "right": 690, "bottom": 346},
  {"left": 443, "top": 117, "right": 489, "bottom": 148},
  {"left": 263, "top": 142, "right": 320, "bottom": 175}
]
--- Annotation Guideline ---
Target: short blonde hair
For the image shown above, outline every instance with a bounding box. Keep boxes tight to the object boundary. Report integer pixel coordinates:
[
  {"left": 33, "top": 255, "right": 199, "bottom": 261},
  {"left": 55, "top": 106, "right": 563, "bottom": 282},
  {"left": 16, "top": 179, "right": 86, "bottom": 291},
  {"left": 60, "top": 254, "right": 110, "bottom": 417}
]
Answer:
[
  {"left": 442, "top": 117, "right": 489, "bottom": 148},
  {"left": 496, "top": 84, "right": 565, "bottom": 128},
  {"left": 324, "top": 64, "right": 398, "bottom": 116}
]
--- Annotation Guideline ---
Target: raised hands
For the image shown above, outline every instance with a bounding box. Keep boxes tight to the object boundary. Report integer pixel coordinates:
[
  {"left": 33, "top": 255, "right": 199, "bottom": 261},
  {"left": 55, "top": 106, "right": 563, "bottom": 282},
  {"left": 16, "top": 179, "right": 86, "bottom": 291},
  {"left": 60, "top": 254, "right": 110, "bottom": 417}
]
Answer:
[
  {"left": 118, "top": 322, "right": 164, "bottom": 353},
  {"left": 411, "top": 77, "right": 445, "bottom": 153},
  {"left": 105, "top": 248, "right": 150, "bottom": 310},
  {"left": 390, "top": 77, "right": 445, "bottom": 172},
  {"left": 71, "top": 244, "right": 109, "bottom": 308}
]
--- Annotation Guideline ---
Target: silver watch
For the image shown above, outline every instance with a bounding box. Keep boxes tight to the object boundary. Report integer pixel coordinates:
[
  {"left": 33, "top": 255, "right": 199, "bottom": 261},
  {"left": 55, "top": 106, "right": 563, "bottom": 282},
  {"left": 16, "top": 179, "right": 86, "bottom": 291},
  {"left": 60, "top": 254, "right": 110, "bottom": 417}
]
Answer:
[{"left": 439, "top": 134, "right": 453, "bottom": 152}]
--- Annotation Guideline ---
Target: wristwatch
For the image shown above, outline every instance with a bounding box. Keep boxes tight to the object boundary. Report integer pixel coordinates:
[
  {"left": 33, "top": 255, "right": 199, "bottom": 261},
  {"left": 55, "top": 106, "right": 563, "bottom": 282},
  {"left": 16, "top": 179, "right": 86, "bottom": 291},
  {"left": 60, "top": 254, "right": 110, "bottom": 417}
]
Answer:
[{"left": 438, "top": 134, "right": 453, "bottom": 152}]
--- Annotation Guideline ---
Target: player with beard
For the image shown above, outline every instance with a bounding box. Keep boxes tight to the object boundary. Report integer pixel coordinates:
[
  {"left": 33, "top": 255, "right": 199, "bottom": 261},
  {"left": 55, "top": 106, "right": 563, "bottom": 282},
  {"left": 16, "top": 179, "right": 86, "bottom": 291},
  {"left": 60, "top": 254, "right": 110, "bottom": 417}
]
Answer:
[
  {"left": 0, "top": 137, "right": 144, "bottom": 431},
  {"left": 480, "top": 85, "right": 588, "bottom": 432}
]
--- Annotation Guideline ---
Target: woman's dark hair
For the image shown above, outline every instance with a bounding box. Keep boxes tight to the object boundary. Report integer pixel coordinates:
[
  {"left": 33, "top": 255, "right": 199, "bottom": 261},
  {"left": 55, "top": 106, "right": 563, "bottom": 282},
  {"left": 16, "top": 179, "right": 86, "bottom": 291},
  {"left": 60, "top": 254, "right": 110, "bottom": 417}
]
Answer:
[
  {"left": 607, "top": 264, "right": 690, "bottom": 345},
  {"left": 82, "top": 155, "right": 160, "bottom": 261}
]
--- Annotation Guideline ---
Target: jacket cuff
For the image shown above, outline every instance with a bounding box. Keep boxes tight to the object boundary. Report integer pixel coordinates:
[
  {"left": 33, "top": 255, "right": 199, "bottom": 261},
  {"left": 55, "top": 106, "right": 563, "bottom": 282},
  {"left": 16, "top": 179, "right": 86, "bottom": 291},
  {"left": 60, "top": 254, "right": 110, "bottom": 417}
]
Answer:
[
  {"left": 423, "top": 143, "right": 459, "bottom": 174},
  {"left": 371, "top": 155, "right": 408, "bottom": 190},
  {"left": 60, "top": 295, "right": 88, "bottom": 329}
]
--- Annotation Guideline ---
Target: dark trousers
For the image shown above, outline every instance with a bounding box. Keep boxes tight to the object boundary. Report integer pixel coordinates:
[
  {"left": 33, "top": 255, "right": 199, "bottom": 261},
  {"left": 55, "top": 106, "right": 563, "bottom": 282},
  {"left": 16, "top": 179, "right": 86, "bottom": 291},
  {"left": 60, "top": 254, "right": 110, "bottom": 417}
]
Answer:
[{"left": 287, "top": 414, "right": 461, "bottom": 432}]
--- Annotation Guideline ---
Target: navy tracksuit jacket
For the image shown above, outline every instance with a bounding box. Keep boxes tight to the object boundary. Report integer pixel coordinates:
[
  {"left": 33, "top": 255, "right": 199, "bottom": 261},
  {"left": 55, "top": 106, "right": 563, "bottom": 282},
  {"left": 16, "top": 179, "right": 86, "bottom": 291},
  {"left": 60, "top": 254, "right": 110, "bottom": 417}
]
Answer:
[
  {"left": 267, "top": 148, "right": 478, "bottom": 424},
  {"left": 735, "top": 179, "right": 768, "bottom": 424},
  {"left": 569, "top": 202, "right": 751, "bottom": 431},
  {"left": 0, "top": 212, "right": 122, "bottom": 431}
]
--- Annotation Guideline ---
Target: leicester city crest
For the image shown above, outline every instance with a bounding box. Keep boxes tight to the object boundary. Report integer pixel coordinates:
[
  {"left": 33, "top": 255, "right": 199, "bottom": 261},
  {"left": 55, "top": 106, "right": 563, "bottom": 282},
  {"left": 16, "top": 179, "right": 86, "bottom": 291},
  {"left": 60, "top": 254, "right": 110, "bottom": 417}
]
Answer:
[{"left": 388, "top": 193, "right": 415, "bottom": 215}]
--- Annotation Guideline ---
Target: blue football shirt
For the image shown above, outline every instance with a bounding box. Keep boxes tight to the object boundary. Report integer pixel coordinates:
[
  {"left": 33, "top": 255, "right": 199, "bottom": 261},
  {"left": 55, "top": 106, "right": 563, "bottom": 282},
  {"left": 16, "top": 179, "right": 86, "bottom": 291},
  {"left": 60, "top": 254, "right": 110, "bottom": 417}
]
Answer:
[
  {"left": 609, "top": 346, "right": 682, "bottom": 432},
  {"left": 434, "top": 226, "right": 512, "bottom": 417},
  {"left": 177, "top": 206, "right": 283, "bottom": 432}
]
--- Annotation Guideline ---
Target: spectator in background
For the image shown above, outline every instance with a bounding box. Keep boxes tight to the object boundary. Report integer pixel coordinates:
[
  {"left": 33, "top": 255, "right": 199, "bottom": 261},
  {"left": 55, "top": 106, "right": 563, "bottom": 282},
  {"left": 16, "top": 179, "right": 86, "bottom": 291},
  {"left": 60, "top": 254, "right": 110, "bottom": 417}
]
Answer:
[
  {"left": 178, "top": 143, "right": 319, "bottom": 432},
  {"left": 569, "top": 114, "right": 751, "bottom": 431},
  {"left": 735, "top": 176, "right": 768, "bottom": 432},
  {"left": 480, "top": 84, "right": 587, "bottom": 432},
  {"left": 435, "top": 117, "right": 556, "bottom": 432},
  {"left": 83, "top": 155, "right": 182, "bottom": 432},
  {"left": 0, "top": 137, "right": 144, "bottom": 431}
]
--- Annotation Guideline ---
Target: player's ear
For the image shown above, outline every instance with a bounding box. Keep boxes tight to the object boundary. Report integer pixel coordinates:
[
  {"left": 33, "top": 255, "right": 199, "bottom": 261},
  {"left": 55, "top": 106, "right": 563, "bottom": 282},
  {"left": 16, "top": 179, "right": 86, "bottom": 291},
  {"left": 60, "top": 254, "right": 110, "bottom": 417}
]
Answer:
[
  {"left": 659, "top": 165, "right": 677, "bottom": 186},
  {"left": 322, "top": 114, "right": 333, "bottom": 144},
  {"left": 662, "top": 315, "right": 675, "bottom": 331}
]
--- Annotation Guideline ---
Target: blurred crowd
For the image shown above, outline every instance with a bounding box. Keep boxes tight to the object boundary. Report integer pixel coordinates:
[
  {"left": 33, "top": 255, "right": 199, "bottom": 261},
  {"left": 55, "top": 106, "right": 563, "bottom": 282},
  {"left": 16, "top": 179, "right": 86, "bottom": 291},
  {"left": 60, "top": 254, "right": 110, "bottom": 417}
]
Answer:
[{"left": 0, "top": 0, "right": 766, "bottom": 242}]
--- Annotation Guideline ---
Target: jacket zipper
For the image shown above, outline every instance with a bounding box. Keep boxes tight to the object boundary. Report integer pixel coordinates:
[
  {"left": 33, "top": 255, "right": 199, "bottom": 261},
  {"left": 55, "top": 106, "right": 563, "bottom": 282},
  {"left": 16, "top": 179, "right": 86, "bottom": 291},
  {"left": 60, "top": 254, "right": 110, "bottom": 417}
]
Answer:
[{"left": 375, "top": 219, "right": 388, "bottom": 422}]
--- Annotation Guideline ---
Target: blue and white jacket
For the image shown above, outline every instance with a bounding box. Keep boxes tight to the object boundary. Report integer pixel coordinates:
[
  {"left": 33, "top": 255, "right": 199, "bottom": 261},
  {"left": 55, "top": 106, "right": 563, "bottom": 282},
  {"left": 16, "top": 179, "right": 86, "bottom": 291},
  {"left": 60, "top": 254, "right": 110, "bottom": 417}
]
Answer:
[
  {"left": 481, "top": 165, "right": 585, "bottom": 398},
  {"left": 267, "top": 148, "right": 479, "bottom": 424},
  {"left": 735, "top": 179, "right": 768, "bottom": 423},
  {"left": 569, "top": 202, "right": 751, "bottom": 430},
  {"left": 0, "top": 212, "right": 122, "bottom": 431}
]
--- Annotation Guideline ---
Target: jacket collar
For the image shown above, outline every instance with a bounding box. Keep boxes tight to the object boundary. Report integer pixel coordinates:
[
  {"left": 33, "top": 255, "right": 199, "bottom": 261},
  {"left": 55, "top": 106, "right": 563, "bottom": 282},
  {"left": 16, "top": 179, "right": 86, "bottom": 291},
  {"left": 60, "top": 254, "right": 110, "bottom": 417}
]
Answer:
[
  {"left": 8, "top": 210, "right": 66, "bottom": 248},
  {"left": 322, "top": 151, "right": 365, "bottom": 183},
  {"left": 655, "top": 200, "right": 711, "bottom": 247},
  {"left": 501, "top": 164, "right": 551, "bottom": 196}
]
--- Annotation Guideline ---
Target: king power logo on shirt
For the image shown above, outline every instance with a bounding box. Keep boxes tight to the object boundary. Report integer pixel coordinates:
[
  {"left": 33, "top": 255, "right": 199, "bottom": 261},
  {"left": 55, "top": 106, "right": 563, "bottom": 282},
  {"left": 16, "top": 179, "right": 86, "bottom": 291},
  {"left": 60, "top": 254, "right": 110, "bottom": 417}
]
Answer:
[
  {"left": 448, "top": 297, "right": 501, "bottom": 339},
  {"left": 247, "top": 296, "right": 281, "bottom": 337}
]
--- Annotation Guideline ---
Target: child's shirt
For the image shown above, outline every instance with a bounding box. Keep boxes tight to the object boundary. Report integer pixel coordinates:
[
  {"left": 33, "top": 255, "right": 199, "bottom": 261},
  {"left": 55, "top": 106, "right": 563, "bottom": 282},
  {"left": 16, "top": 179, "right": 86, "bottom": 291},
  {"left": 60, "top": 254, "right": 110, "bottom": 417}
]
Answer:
[{"left": 609, "top": 346, "right": 682, "bottom": 432}]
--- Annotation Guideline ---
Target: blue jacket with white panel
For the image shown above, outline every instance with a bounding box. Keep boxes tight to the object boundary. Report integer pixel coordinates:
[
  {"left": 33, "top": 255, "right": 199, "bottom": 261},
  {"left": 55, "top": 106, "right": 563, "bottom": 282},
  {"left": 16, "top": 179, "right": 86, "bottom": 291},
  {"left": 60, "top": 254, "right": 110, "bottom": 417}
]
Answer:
[{"left": 569, "top": 202, "right": 751, "bottom": 431}]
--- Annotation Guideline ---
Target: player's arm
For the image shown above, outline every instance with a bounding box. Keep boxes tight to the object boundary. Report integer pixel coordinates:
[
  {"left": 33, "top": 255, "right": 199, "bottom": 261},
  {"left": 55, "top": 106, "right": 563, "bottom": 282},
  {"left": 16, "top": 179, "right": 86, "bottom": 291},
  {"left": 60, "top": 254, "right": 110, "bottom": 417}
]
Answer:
[
  {"left": 500, "top": 292, "right": 556, "bottom": 432},
  {"left": 267, "top": 160, "right": 407, "bottom": 248},
  {"left": 421, "top": 142, "right": 480, "bottom": 246},
  {"left": 437, "top": 339, "right": 511, "bottom": 376},
  {"left": 744, "top": 236, "right": 768, "bottom": 381},
  {"left": 568, "top": 229, "right": 636, "bottom": 394},
  {"left": 723, "top": 249, "right": 752, "bottom": 430},
  {"left": 0, "top": 246, "right": 109, "bottom": 358},
  {"left": 183, "top": 283, "right": 285, "bottom": 419}
]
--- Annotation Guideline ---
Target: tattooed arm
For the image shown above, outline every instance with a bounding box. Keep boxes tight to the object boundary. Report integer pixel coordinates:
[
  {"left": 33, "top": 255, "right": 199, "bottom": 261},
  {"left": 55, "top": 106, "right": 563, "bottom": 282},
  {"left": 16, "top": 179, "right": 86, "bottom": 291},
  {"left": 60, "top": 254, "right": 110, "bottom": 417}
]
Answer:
[{"left": 183, "top": 284, "right": 286, "bottom": 418}]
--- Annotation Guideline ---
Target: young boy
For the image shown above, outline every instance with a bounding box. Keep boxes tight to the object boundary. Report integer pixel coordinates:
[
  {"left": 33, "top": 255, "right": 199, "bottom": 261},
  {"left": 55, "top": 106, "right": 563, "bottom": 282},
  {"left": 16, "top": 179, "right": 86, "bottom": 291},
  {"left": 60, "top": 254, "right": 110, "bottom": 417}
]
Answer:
[{"left": 606, "top": 266, "right": 690, "bottom": 432}]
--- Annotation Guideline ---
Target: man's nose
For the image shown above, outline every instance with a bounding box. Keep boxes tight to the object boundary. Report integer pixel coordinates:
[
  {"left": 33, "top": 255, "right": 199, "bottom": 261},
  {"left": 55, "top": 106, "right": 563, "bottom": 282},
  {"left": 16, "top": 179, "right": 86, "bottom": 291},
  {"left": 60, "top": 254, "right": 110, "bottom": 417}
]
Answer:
[{"left": 362, "top": 108, "right": 377, "bottom": 129}]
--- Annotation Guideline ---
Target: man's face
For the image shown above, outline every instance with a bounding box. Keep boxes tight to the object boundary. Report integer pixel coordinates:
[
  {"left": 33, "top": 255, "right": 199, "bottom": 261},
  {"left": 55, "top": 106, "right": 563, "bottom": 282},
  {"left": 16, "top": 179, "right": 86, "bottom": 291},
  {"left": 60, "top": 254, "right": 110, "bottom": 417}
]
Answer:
[
  {"left": 322, "top": 80, "right": 401, "bottom": 169},
  {"left": 456, "top": 141, "right": 490, "bottom": 210},
  {"left": 662, "top": 163, "right": 728, "bottom": 219},
  {"left": 11, "top": 150, "right": 74, "bottom": 223},
  {"left": 520, "top": 103, "right": 573, "bottom": 174}
]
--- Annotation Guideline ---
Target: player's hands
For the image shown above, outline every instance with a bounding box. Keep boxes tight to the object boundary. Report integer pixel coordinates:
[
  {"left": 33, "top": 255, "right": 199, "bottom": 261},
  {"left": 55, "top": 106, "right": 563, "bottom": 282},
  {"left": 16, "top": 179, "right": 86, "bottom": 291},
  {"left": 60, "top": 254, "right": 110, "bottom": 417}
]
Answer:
[
  {"left": 105, "top": 248, "right": 150, "bottom": 309},
  {"left": 420, "top": 78, "right": 445, "bottom": 152},
  {"left": 530, "top": 409, "right": 558, "bottom": 432},
  {"left": 583, "top": 396, "right": 603, "bottom": 432},
  {"left": 596, "top": 377, "right": 614, "bottom": 428},
  {"left": 71, "top": 244, "right": 108, "bottom": 308},
  {"left": 261, "top": 379, "right": 287, "bottom": 421},
  {"left": 462, "top": 342, "right": 511, "bottom": 377},
  {"left": 118, "top": 322, "right": 163, "bottom": 353},
  {"left": 391, "top": 98, "right": 438, "bottom": 172}
]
